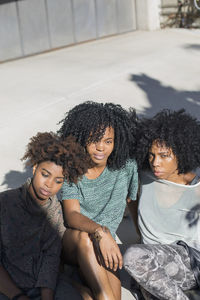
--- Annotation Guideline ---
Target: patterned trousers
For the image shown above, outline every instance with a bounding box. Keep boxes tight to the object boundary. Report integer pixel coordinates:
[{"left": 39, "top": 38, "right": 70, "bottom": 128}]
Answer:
[{"left": 124, "top": 243, "right": 197, "bottom": 300}]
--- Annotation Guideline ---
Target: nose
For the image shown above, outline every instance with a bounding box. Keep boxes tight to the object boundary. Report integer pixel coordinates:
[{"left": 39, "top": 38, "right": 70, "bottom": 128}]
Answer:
[
  {"left": 96, "top": 141, "right": 104, "bottom": 151},
  {"left": 151, "top": 155, "right": 160, "bottom": 167},
  {"left": 45, "top": 177, "right": 53, "bottom": 188}
]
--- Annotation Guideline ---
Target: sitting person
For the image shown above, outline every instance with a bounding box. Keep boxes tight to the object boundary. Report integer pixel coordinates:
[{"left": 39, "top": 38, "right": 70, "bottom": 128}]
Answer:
[
  {"left": 124, "top": 109, "right": 200, "bottom": 300},
  {"left": 58, "top": 101, "right": 138, "bottom": 300},
  {"left": 0, "top": 132, "right": 90, "bottom": 300}
]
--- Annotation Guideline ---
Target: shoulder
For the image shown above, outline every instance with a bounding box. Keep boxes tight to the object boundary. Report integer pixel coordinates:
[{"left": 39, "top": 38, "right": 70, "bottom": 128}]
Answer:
[
  {"left": 125, "top": 159, "right": 137, "bottom": 168},
  {"left": 51, "top": 195, "right": 63, "bottom": 210},
  {"left": 109, "top": 159, "right": 138, "bottom": 176},
  {"left": 46, "top": 196, "right": 64, "bottom": 220},
  {"left": 109, "top": 159, "right": 138, "bottom": 180},
  {"left": 62, "top": 180, "right": 79, "bottom": 189},
  {"left": 0, "top": 187, "right": 20, "bottom": 202},
  {"left": 123, "top": 159, "right": 138, "bottom": 174},
  {"left": 60, "top": 180, "right": 81, "bottom": 201},
  {"left": 111, "top": 159, "right": 137, "bottom": 172}
]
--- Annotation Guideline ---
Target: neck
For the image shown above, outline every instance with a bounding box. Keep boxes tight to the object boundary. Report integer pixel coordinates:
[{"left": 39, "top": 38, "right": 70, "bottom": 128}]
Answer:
[
  {"left": 28, "top": 180, "right": 48, "bottom": 205},
  {"left": 86, "top": 165, "right": 106, "bottom": 179},
  {"left": 182, "top": 172, "right": 197, "bottom": 185},
  {"left": 165, "top": 172, "right": 196, "bottom": 185}
]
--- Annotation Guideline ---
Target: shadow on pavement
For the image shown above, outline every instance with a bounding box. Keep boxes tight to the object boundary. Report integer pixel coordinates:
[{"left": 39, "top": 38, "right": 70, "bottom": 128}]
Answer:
[
  {"left": 130, "top": 73, "right": 200, "bottom": 120},
  {"left": 183, "top": 44, "right": 200, "bottom": 51}
]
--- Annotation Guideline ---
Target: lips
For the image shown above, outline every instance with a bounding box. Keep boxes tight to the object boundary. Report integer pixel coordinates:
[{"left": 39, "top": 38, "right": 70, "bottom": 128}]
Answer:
[
  {"left": 153, "top": 171, "right": 163, "bottom": 177},
  {"left": 39, "top": 188, "right": 51, "bottom": 197},
  {"left": 93, "top": 154, "right": 105, "bottom": 160}
]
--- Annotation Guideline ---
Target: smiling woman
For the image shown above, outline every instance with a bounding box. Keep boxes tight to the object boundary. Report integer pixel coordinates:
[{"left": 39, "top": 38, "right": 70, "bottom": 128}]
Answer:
[{"left": 124, "top": 109, "right": 200, "bottom": 300}]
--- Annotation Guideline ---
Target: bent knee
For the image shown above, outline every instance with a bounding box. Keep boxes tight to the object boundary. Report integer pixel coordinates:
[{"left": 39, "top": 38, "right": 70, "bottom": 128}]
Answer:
[
  {"left": 124, "top": 245, "right": 153, "bottom": 279},
  {"left": 124, "top": 244, "right": 150, "bottom": 266},
  {"left": 77, "top": 231, "right": 94, "bottom": 254}
]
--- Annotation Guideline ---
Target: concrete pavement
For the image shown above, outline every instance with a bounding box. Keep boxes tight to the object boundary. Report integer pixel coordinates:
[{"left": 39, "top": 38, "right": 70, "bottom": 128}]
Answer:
[{"left": 0, "top": 28, "right": 200, "bottom": 299}]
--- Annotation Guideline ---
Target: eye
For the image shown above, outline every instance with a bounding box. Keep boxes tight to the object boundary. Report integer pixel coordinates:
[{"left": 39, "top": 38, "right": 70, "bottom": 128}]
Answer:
[
  {"left": 55, "top": 179, "right": 64, "bottom": 184},
  {"left": 42, "top": 172, "right": 49, "bottom": 178},
  {"left": 161, "top": 154, "right": 169, "bottom": 158},
  {"left": 106, "top": 140, "right": 112, "bottom": 144}
]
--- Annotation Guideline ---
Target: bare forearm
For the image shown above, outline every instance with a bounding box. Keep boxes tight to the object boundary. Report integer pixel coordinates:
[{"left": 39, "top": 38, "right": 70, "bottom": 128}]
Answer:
[
  {"left": 0, "top": 265, "right": 24, "bottom": 299},
  {"left": 67, "top": 211, "right": 101, "bottom": 234}
]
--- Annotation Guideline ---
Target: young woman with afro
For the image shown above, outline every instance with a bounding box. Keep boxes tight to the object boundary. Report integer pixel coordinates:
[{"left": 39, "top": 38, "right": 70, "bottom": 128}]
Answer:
[
  {"left": 58, "top": 101, "right": 138, "bottom": 300},
  {"left": 124, "top": 109, "right": 200, "bottom": 300},
  {"left": 0, "top": 132, "right": 90, "bottom": 300}
]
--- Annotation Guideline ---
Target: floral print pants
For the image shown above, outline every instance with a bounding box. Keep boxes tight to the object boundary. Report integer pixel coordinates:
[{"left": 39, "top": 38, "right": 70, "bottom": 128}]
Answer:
[{"left": 124, "top": 243, "right": 197, "bottom": 300}]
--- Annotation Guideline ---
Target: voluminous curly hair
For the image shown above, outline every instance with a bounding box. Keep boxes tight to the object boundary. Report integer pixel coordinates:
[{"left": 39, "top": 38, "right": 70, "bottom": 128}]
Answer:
[
  {"left": 58, "top": 101, "right": 137, "bottom": 170},
  {"left": 136, "top": 109, "right": 200, "bottom": 174},
  {"left": 22, "top": 132, "right": 92, "bottom": 184}
]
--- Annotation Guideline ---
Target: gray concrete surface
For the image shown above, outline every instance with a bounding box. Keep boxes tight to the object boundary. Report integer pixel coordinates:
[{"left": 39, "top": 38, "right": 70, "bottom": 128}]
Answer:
[{"left": 0, "top": 28, "right": 200, "bottom": 299}]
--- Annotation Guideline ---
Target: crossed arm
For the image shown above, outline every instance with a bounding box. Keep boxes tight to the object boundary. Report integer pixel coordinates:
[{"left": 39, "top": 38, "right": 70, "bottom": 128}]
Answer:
[{"left": 62, "top": 198, "right": 123, "bottom": 271}]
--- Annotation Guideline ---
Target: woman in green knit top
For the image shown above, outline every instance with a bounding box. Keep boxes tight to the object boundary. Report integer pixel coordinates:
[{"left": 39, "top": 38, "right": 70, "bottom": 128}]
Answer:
[{"left": 58, "top": 101, "right": 138, "bottom": 300}]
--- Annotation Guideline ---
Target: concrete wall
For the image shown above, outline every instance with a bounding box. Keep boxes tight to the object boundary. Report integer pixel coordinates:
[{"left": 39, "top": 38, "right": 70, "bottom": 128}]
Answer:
[
  {"left": 0, "top": 0, "right": 137, "bottom": 62},
  {"left": 136, "top": 0, "right": 161, "bottom": 30}
]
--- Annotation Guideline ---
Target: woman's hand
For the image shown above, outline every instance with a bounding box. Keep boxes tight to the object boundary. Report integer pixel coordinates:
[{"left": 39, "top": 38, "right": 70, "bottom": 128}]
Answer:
[{"left": 93, "top": 227, "right": 123, "bottom": 271}]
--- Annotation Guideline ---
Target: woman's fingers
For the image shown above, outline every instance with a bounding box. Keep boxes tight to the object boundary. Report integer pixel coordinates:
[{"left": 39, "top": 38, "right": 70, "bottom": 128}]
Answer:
[
  {"left": 104, "top": 250, "right": 122, "bottom": 271},
  {"left": 117, "top": 251, "right": 123, "bottom": 270},
  {"left": 107, "top": 253, "right": 114, "bottom": 270},
  {"left": 111, "top": 250, "right": 123, "bottom": 271},
  {"left": 112, "top": 253, "right": 119, "bottom": 271},
  {"left": 103, "top": 255, "right": 109, "bottom": 268},
  {"left": 98, "top": 233, "right": 123, "bottom": 270}
]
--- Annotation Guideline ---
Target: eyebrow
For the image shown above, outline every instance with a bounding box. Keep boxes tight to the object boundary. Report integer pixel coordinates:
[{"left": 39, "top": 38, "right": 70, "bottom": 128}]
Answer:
[
  {"left": 104, "top": 137, "right": 113, "bottom": 140},
  {"left": 149, "top": 150, "right": 169, "bottom": 154},
  {"left": 42, "top": 168, "right": 64, "bottom": 179}
]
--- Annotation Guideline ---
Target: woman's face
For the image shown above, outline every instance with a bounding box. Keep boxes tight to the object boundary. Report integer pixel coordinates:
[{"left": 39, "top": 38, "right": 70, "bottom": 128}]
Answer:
[
  {"left": 148, "top": 141, "right": 179, "bottom": 181},
  {"left": 86, "top": 127, "right": 114, "bottom": 168},
  {"left": 29, "top": 161, "right": 64, "bottom": 205}
]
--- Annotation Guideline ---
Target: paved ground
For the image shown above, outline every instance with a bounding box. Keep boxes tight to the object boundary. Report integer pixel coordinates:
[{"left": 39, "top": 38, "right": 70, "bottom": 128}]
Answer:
[{"left": 0, "top": 28, "right": 200, "bottom": 299}]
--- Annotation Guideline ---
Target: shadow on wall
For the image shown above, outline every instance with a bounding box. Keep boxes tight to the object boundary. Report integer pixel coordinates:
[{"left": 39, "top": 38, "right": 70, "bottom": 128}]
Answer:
[
  {"left": 1, "top": 166, "right": 32, "bottom": 190},
  {"left": 130, "top": 73, "right": 200, "bottom": 120}
]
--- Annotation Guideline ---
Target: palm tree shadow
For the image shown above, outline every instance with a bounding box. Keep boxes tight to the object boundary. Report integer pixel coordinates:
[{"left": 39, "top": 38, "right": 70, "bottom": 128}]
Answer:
[{"left": 130, "top": 73, "right": 200, "bottom": 119}]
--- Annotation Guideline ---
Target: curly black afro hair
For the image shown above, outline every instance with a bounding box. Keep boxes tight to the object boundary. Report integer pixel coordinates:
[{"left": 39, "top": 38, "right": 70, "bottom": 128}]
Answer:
[
  {"left": 22, "top": 132, "right": 92, "bottom": 184},
  {"left": 136, "top": 109, "right": 200, "bottom": 174},
  {"left": 58, "top": 101, "right": 137, "bottom": 170}
]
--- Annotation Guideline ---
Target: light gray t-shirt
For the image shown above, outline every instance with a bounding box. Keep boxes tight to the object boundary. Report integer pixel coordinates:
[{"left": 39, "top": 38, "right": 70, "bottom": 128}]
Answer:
[
  {"left": 61, "top": 159, "right": 138, "bottom": 238},
  {"left": 138, "top": 171, "right": 200, "bottom": 251}
]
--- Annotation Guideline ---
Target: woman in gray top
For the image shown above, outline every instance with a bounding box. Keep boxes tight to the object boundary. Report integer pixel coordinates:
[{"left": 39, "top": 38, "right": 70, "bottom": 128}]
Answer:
[{"left": 124, "top": 109, "right": 200, "bottom": 300}]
